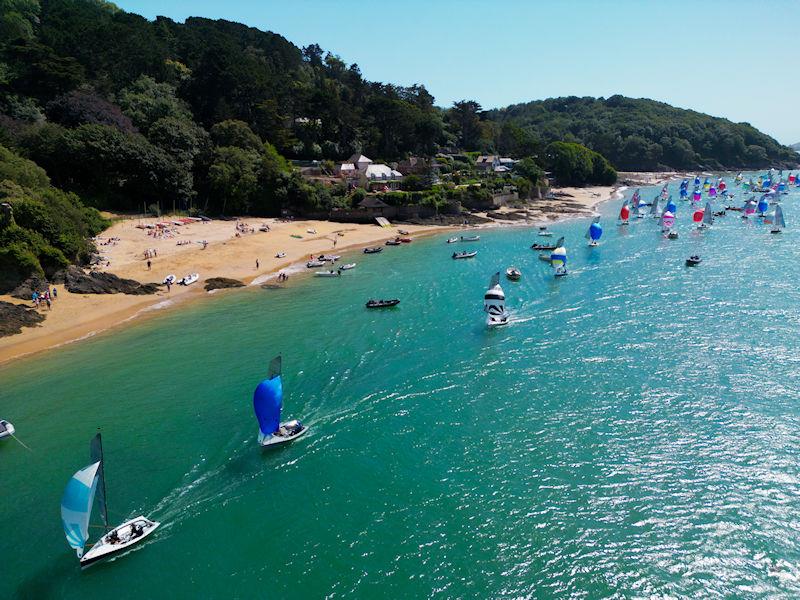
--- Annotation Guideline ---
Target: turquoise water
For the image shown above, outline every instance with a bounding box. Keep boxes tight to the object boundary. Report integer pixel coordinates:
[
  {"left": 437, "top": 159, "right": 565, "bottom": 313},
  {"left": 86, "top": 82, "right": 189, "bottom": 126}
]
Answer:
[{"left": 3, "top": 175, "right": 800, "bottom": 598}]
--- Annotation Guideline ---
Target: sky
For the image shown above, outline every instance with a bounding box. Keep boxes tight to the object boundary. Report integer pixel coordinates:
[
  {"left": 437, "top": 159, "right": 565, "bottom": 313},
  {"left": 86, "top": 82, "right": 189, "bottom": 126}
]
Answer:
[{"left": 115, "top": 0, "right": 799, "bottom": 144}]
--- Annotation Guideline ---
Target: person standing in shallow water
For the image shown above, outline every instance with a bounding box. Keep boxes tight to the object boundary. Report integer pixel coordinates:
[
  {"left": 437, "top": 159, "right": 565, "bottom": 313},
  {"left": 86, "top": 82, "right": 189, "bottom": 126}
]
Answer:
[{"left": 256, "top": 259, "right": 259, "bottom": 270}]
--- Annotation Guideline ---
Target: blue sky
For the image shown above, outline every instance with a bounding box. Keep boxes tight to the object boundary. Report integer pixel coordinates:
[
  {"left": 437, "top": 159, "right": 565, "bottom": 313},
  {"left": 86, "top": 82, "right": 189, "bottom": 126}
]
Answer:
[{"left": 115, "top": 0, "right": 799, "bottom": 144}]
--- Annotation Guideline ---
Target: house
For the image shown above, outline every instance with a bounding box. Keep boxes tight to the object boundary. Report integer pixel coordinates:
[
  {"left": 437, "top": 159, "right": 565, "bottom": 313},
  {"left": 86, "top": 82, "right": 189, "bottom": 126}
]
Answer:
[
  {"left": 347, "top": 154, "right": 373, "bottom": 172},
  {"left": 357, "top": 196, "right": 391, "bottom": 214},
  {"left": 475, "top": 155, "right": 500, "bottom": 172},
  {"left": 364, "top": 164, "right": 404, "bottom": 190}
]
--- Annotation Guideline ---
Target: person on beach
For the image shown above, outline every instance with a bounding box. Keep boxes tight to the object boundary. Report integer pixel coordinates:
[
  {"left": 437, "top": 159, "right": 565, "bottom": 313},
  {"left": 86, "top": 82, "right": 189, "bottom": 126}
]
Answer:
[
  {"left": 147, "top": 259, "right": 151, "bottom": 270},
  {"left": 256, "top": 259, "right": 260, "bottom": 269},
  {"left": 166, "top": 281, "right": 171, "bottom": 292},
  {"left": 52, "top": 287, "right": 57, "bottom": 299},
  {"left": 45, "top": 297, "right": 51, "bottom": 310}
]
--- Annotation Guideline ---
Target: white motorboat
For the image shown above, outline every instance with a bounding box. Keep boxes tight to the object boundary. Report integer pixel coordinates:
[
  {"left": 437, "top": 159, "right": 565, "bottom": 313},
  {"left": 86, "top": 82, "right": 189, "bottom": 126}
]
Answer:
[
  {"left": 460, "top": 235, "right": 480, "bottom": 242},
  {"left": 253, "top": 356, "right": 308, "bottom": 448},
  {"left": 538, "top": 227, "right": 553, "bottom": 237},
  {"left": 338, "top": 263, "right": 356, "bottom": 270},
  {"left": 484, "top": 273, "right": 509, "bottom": 327},
  {"left": 275, "top": 252, "right": 286, "bottom": 258},
  {"left": 315, "top": 270, "right": 340, "bottom": 277},
  {"left": 0, "top": 419, "right": 15, "bottom": 440},
  {"left": 446, "top": 237, "right": 458, "bottom": 244},
  {"left": 452, "top": 251, "right": 477, "bottom": 259},
  {"left": 505, "top": 267, "right": 521, "bottom": 281},
  {"left": 179, "top": 273, "right": 199, "bottom": 285},
  {"left": 318, "top": 254, "right": 341, "bottom": 262},
  {"left": 306, "top": 228, "right": 317, "bottom": 234},
  {"left": 306, "top": 260, "right": 325, "bottom": 268},
  {"left": 162, "top": 274, "right": 176, "bottom": 285},
  {"left": 61, "top": 433, "right": 160, "bottom": 569}
]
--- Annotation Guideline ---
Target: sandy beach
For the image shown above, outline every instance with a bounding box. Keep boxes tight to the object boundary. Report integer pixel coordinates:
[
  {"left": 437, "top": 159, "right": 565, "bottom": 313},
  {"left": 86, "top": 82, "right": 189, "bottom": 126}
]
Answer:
[{"left": 0, "top": 186, "right": 616, "bottom": 365}]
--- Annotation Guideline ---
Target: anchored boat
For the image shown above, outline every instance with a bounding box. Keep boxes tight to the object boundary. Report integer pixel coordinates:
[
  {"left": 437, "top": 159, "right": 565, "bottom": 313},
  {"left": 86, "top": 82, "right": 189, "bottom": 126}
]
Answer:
[
  {"left": 253, "top": 355, "right": 308, "bottom": 447},
  {"left": 0, "top": 419, "right": 15, "bottom": 440},
  {"left": 452, "top": 251, "right": 477, "bottom": 259}
]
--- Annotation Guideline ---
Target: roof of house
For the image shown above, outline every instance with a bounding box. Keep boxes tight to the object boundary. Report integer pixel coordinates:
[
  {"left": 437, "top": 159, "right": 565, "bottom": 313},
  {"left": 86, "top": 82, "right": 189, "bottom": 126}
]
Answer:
[
  {"left": 494, "top": 165, "right": 511, "bottom": 173},
  {"left": 358, "top": 197, "right": 390, "bottom": 209},
  {"left": 347, "top": 153, "right": 373, "bottom": 164},
  {"left": 499, "top": 157, "right": 516, "bottom": 164},
  {"left": 476, "top": 155, "right": 497, "bottom": 164},
  {"left": 365, "top": 164, "right": 403, "bottom": 179},
  {"left": 339, "top": 163, "right": 356, "bottom": 171}
]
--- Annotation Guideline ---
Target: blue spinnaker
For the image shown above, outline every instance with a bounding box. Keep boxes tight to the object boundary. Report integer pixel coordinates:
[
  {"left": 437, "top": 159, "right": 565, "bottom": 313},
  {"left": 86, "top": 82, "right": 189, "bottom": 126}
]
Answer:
[
  {"left": 253, "top": 375, "right": 283, "bottom": 437},
  {"left": 589, "top": 222, "right": 602, "bottom": 241},
  {"left": 61, "top": 461, "right": 100, "bottom": 557}
]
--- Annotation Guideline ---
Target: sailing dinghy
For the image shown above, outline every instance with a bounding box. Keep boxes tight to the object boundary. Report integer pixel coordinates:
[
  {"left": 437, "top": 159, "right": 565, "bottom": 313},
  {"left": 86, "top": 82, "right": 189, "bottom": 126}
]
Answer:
[
  {"left": 771, "top": 204, "right": 786, "bottom": 234},
  {"left": 586, "top": 217, "right": 602, "bottom": 247},
  {"left": 61, "top": 433, "right": 160, "bottom": 568},
  {"left": 484, "top": 273, "right": 509, "bottom": 327},
  {"left": 254, "top": 356, "right": 308, "bottom": 447}
]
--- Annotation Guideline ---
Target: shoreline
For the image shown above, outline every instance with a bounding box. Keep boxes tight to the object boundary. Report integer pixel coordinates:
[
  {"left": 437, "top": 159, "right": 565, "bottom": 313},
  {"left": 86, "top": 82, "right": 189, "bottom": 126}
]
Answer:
[{"left": 0, "top": 185, "right": 621, "bottom": 366}]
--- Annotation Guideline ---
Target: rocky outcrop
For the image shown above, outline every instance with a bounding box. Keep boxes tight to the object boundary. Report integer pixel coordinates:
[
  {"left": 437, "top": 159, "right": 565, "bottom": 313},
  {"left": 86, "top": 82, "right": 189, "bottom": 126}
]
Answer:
[
  {"left": 10, "top": 274, "right": 51, "bottom": 300},
  {"left": 64, "top": 266, "right": 160, "bottom": 295},
  {"left": 204, "top": 277, "right": 245, "bottom": 291},
  {"left": 0, "top": 301, "right": 46, "bottom": 337}
]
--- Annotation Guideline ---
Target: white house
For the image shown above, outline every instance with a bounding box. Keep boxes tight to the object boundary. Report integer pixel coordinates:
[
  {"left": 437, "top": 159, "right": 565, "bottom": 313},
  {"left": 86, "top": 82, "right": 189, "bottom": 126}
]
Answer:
[{"left": 338, "top": 154, "right": 403, "bottom": 190}]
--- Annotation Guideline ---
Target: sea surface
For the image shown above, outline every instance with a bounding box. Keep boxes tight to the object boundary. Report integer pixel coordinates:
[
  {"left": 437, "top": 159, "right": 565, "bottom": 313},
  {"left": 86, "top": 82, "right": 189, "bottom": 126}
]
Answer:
[{"left": 3, "top": 174, "right": 800, "bottom": 598}]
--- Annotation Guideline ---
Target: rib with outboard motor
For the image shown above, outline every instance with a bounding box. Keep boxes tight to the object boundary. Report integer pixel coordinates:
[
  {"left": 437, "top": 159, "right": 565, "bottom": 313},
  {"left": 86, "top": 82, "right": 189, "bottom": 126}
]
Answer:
[{"left": 253, "top": 355, "right": 307, "bottom": 447}]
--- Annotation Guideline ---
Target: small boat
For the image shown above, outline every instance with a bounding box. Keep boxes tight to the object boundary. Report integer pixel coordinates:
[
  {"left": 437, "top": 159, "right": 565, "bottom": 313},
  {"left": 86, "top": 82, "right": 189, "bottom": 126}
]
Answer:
[
  {"left": 315, "top": 270, "right": 340, "bottom": 277},
  {"left": 259, "top": 224, "right": 270, "bottom": 232},
  {"left": 366, "top": 299, "right": 400, "bottom": 309},
  {"left": 306, "top": 228, "right": 317, "bottom": 234},
  {"left": 771, "top": 204, "right": 786, "bottom": 234},
  {"left": 452, "top": 251, "right": 477, "bottom": 259},
  {"left": 538, "top": 227, "right": 553, "bottom": 237},
  {"left": 275, "top": 252, "right": 286, "bottom": 258},
  {"left": 385, "top": 239, "right": 402, "bottom": 246},
  {"left": 162, "top": 274, "right": 176, "bottom": 285},
  {"left": 0, "top": 419, "right": 15, "bottom": 440},
  {"left": 306, "top": 260, "right": 325, "bottom": 268},
  {"left": 532, "top": 235, "right": 564, "bottom": 252},
  {"left": 61, "top": 433, "right": 160, "bottom": 568},
  {"left": 460, "top": 235, "right": 480, "bottom": 242},
  {"left": 338, "top": 263, "right": 356, "bottom": 270},
  {"left": 318, "top": 254, "right": 341, "bottom": 262},
  {"left": 398, "top": 237, "right": 412, "bottom": 244},
  {"left": 551, "top": 245, "right": 568, "bottom": 277},
  {"left": 398, "top": 229, "right": 410, "bottom": 235},
  {"left": 446, "top": 237, "right": 458, "bottom": 244},
  {"left": 253, "top": 355, "right": 308, "bottom": 448},
  {"left": 505, "top": 267, "right": 521, "bottom": 281},
  {"left": 179, "top": 273, "right": 199, "bottom": 285},
  {"left": 667, "top": 231, "right": 679, "bottom": 239},
  {"left": 685, "top": 255, "right": 702, "bottom": 266},
  {"left": 586, "top": 217, "right": 602, "bottom": 247},
  {"left": 484, "top": 273, "right": 509, "bottom": 327},
  {"left": 363, "top": 247, "right": 383, "bottom": 254}
]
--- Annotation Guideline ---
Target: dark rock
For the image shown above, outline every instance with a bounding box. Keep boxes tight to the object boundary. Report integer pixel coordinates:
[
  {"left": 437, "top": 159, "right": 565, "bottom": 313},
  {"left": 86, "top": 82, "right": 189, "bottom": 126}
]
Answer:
[
  {"left": 486, "top": 210, "right": 528, "bottom": 221},
  {"left": 10, "top": 274, "right": 51, "bottom": 300},
  {"left": 204, "top": 277, "right": 245, "bottom": 291},
  {"left": 64, "top": 265, "right": 160, "bottom": 295},
  {"left": 0, "top": 301, "right": 46, "bottom": 337}
]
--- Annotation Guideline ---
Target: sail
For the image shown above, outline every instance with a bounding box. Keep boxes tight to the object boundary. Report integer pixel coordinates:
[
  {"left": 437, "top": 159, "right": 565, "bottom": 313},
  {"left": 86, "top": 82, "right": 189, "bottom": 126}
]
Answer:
[
  {"left": 650, "top": 196, "right": 660, "bottom": 215},
  {"left": 775, "top": 204, "right": 786, "bottom": 229},
  {"left": 89, "top": 433, "right": 109, "bottom": 530},
  {"left": 484, "top": 275, "right": 505, "bottom": 316},
  {"left": 757, "top": 196, "right": 769, "bottom": 214},
  {"left": 703, "top": 202, "right": 714, "bottom": 225},
  {"left": 253, "top": 357, "right": 283, "bottom": 441},
  {"left": 692, "top": 208, "right": 704, "bottom": 223},
  {"left": 550, "top": 246, "right": 567, "bottom": 268},
  {"left": 61, "top": 461, "right": 101, "bottom": 557},
  {"left": 619, "top": 203, "right": 630, "bottom": 222},
  {"left": 554, "top": 236, "right": 565, "bottom": 249},
  {"left": 587, "top": 219, "right": 602, "bottom": 241},
  {"left": 660, "top": 211, "right": 675, "bottom": 229},
  {"left": 489, "top": 272, "right": 500, "bottom": 288}
]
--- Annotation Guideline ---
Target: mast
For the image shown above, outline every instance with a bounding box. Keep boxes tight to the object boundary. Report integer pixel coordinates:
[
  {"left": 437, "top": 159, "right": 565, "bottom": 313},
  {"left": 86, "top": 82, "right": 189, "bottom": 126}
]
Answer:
[{"left": 90, "top": 431, "right": 110, "bottom": 532}]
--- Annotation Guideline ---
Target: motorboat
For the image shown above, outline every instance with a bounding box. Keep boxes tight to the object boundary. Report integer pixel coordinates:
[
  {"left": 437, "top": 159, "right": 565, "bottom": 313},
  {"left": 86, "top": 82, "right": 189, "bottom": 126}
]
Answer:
[
  {"left": 306, "top": 228, "right": 317, "bottom": 234},
  {"left": 275, "top": 252, "right": 286, "bottom": 258},
  {"left": 338, "top": 263, "right": 356, "bottom": 270},
  {"left": 532, "top": 236, "right": 564, "bottom": 252},
  {"left": 366, "top": 299, "right": 400, "bottom": 309},
  {"left": 315, "top": 270, "right": 340, "bottom": 277},
  {"left": 162, "top": 274, "right": 176, "bottom": 285},
  {"left": 460, "top": 235, "right": 480, "bottom": 242},
  {"left": 259, "top": 224, "right": 270, "bottom": 232},
  {"left": 538, "top": 226, "right": 553, "bottom": 237},
  {"left": 686, "top": 255, "right": 702, "bottom": 266},
  {"left": 253, "top": 355, "right": 308, "bottom": 448},
  {"left": 452, "top": 251, "right": 477, "bottom": 259},
  {"left": 0, "top": 419, "right": 14, "bottom": 440},
  {"left": 318, "top": 254, "right": 341, "bottom": 262},
  {"left": 398, "top": 237, "right": 412, "bottom": 244},
  {"left": 306, "top": 260, "right": 325, "bottom": 268},
  {"left": 385, "top": 239, "right": 402, "bottom": 246},
  {"left": 446, "top": 237, "right": 458, "bottom": 244},
  {"left": 505, "top": 267, "right": 521, "bottom": 281},
  {"left": 61, "top": 433, "right": 160, "bottom": 568},
  {"left": 179, "top": 273, "right": 199, "bottom": 285},
  {"left": 363, "top": 247, "right": 383, "bottom": 254},
  {"left": 398, "top": 229, "right": 410, "bottom": 235}
]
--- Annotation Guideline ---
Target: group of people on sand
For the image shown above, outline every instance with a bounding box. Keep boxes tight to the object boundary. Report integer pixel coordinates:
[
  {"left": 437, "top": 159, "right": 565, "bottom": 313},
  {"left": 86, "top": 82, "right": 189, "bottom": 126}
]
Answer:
[
  {"left": 277, "top": 272, "right": 289, "bottom": 282},
  {"left": 143, "top": 248, "right": 158, "bottom": 260},
  {"left": 32, "top": 288, "right": 57, "bottom": 310},
  {"left": 235, "top": 222, "right": 254, "bottom": 237}
]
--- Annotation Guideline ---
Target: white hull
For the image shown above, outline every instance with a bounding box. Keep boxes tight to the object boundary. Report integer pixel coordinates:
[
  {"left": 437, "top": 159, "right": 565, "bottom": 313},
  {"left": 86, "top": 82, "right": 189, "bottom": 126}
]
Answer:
[
  {"left": 486, "top": 314, "right": 509, "bottom": 327},
  {"left": 588, "top": 241, "right": 599, "bottom": 247},
  {"left": 163, "top": 274, "right": 176, "bottom": 285},
  {"left": 179, "top": 273, "right": 199, "bottom": 285},
  {"left": 80, "top": 517, "right": 160, "bottom": 568},
  {"left": 315, "top": 271, "right": 340, "bottom": 277},
  {"left": 338, "top": 263, "right": 356, "bottom": 270},
  {"left": 259, "top": 420, "right": 308, "bottom": 447},
  {"left": 0, "top": 420, "right": 15, "bottom": 439}
]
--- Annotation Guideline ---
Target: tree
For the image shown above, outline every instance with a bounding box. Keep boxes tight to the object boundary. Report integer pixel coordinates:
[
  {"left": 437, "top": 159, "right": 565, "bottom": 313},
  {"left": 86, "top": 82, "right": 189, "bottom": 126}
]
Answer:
[
  {"left": 46, "top": 89, "right": 135, "bottom": 132},
  {"left": 514, "top": 157, "right": 544, "bottom": 187},
  {"left": 449, "top": 100, "right": 483, "bottom": 150},
  {"left": 210, "top": 119, "right": 262, "bottom": 151},
  {"left": 117, "top": 75, "right": 191, "bottom": 132},
  {"left": 0, "top": 0, "right": 40, "bottom": 42}
]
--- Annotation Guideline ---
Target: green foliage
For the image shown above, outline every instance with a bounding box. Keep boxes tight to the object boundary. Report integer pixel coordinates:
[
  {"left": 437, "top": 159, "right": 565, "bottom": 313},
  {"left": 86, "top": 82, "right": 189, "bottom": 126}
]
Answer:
[
  {"left": 117, "top": 75, "right": 191, "bottom": 132},
  {"left": 544, "top": 141, "right": 617, "bottom": 186},
  {"left": 210, "top": 120, "right": 262, "bottom": 151},
  {"left": 514, "top": 157, "right": 544, "bottom": 187},
  {"left": 485, "top": 96, "right": 795, "bottom": 170},
  {"left": 0, "top": 0, "right": 40, "bottom": 41}
]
